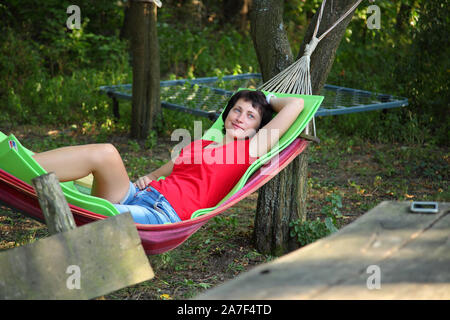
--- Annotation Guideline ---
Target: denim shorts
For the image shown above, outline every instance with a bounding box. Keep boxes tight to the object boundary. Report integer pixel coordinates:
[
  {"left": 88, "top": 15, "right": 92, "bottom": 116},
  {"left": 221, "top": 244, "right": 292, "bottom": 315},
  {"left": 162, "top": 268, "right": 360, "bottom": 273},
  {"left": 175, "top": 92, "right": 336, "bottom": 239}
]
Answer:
[{"left": 113, "top": 181, "right": 181, "bottom": 224}]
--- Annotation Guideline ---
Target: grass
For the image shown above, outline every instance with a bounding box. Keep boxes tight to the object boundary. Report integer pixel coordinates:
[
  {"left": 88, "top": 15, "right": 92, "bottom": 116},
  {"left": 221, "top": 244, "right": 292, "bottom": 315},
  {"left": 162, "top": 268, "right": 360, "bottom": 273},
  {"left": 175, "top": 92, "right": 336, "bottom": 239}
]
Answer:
[{"left": 0, "top": 121, "right": 448, "bottom": 299}]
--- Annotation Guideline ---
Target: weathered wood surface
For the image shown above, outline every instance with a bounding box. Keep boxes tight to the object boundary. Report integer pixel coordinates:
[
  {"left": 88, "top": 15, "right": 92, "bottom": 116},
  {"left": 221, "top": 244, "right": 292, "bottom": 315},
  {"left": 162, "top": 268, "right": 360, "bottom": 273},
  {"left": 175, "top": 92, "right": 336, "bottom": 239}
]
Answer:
[
  {"left": 32, "top": 173, "right": 76, "bottom": 234},
  {"left": 0, "top": 212, "right": 154, "bottom": 299},
  {"left": 196, "top": 201, "right": 450, "bottom": 300}
]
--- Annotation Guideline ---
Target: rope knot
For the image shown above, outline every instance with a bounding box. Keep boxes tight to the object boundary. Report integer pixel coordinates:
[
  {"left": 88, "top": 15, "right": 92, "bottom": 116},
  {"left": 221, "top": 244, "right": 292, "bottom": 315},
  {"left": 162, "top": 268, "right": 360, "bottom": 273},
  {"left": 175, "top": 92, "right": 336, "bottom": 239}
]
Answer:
[{"left": 303, "top": 36, "right": 319, "bottom": 57}]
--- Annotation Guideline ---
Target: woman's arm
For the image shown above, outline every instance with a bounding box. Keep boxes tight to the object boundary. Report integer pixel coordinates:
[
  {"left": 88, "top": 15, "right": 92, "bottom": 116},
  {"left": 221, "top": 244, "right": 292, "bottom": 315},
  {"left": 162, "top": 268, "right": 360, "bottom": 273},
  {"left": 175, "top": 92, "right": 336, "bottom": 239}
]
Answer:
[
  {"left": 134, "top": 160, "right": 175, "bottom": 189},
  {"left": 249, "top": 96, "right": 304, "bottom": 158}
]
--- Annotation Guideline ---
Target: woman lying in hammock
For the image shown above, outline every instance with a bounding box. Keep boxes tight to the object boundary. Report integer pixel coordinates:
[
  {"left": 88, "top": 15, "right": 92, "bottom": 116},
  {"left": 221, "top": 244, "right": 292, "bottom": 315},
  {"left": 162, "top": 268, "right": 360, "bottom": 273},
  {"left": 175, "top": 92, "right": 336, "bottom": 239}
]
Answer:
[{"left": 32, "top": 90, "right": 303, "bottom": 224}]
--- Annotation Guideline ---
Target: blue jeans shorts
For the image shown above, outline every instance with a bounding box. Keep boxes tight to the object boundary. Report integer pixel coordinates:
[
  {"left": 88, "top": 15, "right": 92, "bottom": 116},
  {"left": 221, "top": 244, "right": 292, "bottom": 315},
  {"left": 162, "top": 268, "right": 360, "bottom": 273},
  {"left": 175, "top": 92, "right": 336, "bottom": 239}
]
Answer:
[{"left": 113, "top": 181, "right": 181, "bottom": 224}]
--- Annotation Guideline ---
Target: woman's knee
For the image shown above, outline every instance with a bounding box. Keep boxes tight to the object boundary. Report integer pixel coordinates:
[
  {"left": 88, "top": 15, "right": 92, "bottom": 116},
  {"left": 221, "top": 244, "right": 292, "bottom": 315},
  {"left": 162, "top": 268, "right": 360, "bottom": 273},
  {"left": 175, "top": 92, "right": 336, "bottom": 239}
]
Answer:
[{"left": 91, "top": 143, "right": 122, "bottom": 168}]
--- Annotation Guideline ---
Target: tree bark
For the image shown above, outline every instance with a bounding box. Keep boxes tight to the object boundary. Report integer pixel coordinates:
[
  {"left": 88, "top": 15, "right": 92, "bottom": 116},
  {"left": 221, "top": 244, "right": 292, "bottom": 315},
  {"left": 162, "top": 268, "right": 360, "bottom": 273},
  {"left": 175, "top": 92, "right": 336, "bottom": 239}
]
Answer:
[
  {"left": 251, "top": 0, "right": 359, "bottom": 256},
  {"left": 250, "top": 0, "right": 293, "bottom": 80},
  {"left": 31, "top": 173, "right": 76, "bottom": 235},
  {"left": 129, "top": 1, "right": 161, "bottom": 140},
  {"left": 250, "top": 0, "right": 299, "bottom": 256}
]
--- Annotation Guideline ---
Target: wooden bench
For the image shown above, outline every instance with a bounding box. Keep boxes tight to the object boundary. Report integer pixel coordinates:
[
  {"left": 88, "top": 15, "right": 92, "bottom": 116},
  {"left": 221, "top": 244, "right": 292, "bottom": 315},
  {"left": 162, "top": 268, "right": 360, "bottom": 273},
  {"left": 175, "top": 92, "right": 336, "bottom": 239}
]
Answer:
[{"left": 196, "top": 201, "right": 450, "bottom": 299}]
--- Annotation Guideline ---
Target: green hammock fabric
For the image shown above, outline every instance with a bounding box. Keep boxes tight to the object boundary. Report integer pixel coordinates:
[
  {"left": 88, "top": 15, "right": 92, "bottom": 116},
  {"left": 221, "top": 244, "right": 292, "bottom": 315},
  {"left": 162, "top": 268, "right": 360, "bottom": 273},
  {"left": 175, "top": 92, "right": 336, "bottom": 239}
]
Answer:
[{"left": 0, "top": 132, "right": 119, "bottom": 217}]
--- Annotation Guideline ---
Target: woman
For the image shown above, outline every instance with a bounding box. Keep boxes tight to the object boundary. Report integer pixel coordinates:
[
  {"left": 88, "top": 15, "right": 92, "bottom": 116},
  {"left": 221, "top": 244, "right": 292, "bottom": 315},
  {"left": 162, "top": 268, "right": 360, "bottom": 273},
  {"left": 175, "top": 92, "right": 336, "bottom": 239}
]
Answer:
[{"left": 32, "top": 90, "right": 303, "bottom": 224}]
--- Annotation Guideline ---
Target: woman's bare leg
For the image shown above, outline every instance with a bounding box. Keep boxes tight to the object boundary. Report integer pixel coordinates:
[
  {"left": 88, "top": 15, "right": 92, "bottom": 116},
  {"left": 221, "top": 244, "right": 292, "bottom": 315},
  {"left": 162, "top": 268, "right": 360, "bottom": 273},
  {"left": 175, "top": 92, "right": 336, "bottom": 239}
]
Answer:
[{"left": 32, "top": 144, "right": 130, "bottom": 203}]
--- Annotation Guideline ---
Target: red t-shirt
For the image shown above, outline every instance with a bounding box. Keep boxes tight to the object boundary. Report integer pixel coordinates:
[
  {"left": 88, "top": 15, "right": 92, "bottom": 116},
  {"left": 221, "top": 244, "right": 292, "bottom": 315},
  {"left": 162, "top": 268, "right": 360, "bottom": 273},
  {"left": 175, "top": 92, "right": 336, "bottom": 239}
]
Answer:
[{"left": 149, "top": 139, "right": 257, "bottom": 220}]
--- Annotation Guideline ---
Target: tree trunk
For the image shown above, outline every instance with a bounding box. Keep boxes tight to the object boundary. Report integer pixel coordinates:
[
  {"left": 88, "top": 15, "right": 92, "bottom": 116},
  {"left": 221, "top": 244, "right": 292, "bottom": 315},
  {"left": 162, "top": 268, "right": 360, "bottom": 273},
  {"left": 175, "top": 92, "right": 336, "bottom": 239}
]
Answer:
[
  {"left": 251, "top": 0, "right": 359, "bottom": 256},
  {"left": 250, "top": 0, "right": 293, "bottom": 79},
  {"left": 129, "top": 1, "right": 161, "bottom": 140},
  {"left": 250, "top": 0, "right": 299, "bottom": 256}
]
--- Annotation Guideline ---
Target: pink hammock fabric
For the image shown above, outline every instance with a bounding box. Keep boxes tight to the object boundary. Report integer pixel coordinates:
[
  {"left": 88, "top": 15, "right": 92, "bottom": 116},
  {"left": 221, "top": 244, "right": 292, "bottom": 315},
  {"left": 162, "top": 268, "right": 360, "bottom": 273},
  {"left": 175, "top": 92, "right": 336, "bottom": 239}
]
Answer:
[{"left": 0, "top": 138, "right": 308, "bottom": 255}]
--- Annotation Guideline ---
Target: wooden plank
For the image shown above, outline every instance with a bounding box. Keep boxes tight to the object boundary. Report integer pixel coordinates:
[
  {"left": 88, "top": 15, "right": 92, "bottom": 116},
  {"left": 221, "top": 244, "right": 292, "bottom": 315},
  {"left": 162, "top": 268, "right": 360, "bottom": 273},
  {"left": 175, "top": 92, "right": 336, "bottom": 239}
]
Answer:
[
  {"left": 0, "top": 213, "right": 154, "bottom": 299},
  {"left": 195, "top": 201, "right": 450, "bottom": 300},
  {"left": 314, "top": 211, "right": 450, "bottom": 299},
  {"left": 32, "top": 173, "right": 76, "bottom": 234}
]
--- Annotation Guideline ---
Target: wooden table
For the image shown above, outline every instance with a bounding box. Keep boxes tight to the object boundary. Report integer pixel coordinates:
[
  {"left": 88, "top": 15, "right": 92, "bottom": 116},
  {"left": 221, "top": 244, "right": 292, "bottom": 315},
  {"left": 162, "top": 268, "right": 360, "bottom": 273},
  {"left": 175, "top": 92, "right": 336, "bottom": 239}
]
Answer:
[{"left": 196, "top": 201, "right": 450, "bottom": 299}]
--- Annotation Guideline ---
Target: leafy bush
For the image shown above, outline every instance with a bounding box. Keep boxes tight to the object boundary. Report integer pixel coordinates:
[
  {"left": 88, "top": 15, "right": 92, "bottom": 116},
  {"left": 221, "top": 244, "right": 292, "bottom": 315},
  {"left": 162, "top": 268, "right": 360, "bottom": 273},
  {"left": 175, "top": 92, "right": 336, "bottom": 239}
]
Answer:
[
  {"left": 290, "top": 218, "right": 330, "bottom": 247},
  {"left": 1, "top": 0, "right": 124, "bottom": 39},
  {"left": 0, "top": 28, "right": 130, "bottom": 126},
  {"left": 41, "top": 24, "right": 128, "bottom": 76},
  {"left": 394, "top": 1, "right": 449, "bottom": 145},
  {"left": 290, "top": 192, "right": 343, "bottom": 246},
  {"left": 158, "top": 21, "right": 258, "bottom": 78},
  {"left": 320, "top": 1, "right": 449, "bottom": 146}
]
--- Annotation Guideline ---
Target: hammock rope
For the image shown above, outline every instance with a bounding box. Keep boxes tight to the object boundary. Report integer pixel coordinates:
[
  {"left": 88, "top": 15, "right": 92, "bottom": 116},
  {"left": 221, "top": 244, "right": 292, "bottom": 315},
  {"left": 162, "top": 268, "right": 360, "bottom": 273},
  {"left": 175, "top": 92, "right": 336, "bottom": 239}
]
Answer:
[
  {"left": 258, "top": 0, "right": 363, "bottom": 96},
  {"left": 258, "top": 0, "right": 363, "bottom": 138}
]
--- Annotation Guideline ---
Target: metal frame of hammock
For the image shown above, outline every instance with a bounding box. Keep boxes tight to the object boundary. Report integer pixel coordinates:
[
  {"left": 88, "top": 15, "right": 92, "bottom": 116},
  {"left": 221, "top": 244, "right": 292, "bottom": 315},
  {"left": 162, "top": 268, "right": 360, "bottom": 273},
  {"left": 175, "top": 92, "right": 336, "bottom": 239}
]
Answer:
[{"left": 99, "top": 73, "right": 408, "bottom": 121}]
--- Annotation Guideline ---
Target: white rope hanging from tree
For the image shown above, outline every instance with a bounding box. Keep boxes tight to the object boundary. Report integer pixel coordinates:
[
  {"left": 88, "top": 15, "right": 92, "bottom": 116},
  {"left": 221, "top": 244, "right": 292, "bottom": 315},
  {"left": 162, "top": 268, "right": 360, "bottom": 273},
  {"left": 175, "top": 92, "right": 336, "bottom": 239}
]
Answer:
[{"left": 258, "top": 0, "right": 363, "bottom": 95}]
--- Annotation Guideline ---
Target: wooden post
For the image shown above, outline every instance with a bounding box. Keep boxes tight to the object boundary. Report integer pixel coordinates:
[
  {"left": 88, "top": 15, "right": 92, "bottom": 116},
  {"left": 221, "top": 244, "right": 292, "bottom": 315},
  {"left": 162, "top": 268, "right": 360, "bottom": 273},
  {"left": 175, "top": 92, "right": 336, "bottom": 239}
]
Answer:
[{"left": 31, "top": 172, "right": 76, "bottom": 235}]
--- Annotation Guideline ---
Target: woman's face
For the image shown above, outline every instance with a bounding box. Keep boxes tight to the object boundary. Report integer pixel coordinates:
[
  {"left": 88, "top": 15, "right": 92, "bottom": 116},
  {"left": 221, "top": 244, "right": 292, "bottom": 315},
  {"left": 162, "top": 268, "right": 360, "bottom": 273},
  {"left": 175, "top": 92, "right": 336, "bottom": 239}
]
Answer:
[{"left": 224, "top": 98, "right": 262, "bottom": 140}]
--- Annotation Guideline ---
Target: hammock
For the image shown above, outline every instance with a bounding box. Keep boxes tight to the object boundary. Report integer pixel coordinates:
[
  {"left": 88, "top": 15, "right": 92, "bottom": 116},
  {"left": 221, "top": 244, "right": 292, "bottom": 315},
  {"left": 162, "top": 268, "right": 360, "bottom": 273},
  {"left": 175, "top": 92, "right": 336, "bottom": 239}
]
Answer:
[
  {"left": 0, "top": 91, "right": 320, "bottom": 254},
  {"left": 0, "top": 137, "right": 311, "bottom": 254},
  {"left": 0, "top": 0, "right": 364, "bottom": 254}
]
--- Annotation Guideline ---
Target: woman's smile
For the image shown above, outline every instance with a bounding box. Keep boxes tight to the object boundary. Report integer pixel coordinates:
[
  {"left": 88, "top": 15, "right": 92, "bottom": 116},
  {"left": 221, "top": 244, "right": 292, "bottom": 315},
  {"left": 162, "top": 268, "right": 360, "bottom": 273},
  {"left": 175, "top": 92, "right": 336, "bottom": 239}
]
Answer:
[
  {"left": 224, "top": 98, "right": 262, "bottom": 140},
  {"left": 232, "top": 122, "right": 244, "bottom": 130}
]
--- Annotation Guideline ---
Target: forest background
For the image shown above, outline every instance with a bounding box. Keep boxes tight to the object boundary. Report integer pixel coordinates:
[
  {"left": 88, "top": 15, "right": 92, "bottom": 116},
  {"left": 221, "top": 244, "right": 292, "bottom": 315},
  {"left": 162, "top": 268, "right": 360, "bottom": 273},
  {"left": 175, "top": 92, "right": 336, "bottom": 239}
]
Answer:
[{"left": 1, "top": 0, "right": 448, "bottom": 144}]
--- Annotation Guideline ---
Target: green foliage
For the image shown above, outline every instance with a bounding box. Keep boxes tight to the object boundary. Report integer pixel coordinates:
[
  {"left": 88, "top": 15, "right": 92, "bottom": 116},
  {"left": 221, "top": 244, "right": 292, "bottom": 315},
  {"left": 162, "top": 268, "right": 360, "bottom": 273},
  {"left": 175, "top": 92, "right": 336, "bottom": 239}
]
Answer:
[
  {"left": 393, "top": 1, "right": 450, "bottom": 145},
  {"left": 290, "top": 192, "right": 343, "bottom": 246},
  {"left": 320, "top": 1, "right": 449, "bottom": 146},
  {"left": 0, "top": 25, "right": 130, "bottom": 125},
  {"left": 1, "top": 0, "right": 124, "bottom": 39},
  {"left": 0, "top": 1, "right": 129, "bottom": 126},
  {"left": 0, "top": 0, "right": 447, "bottom": 146},
  {"left": 158, "top": 21, "right": 257, "bottom": 78},
  {"left": 321, "top": 192, "right": 343, "bottom": 232},
  {"left": 4, "top": 0, "right": 128, "bottom": 75},
  {"left": 41, "top": 25, "right": 128, "bottom": 76},
  {"left": 290, "top": 218, "right": 330, "bottom": 247},
  {"left": 1, "top": 54, "right": 129, "bottom": 126},
  {"left": 145, "top": 131, "right": 158, "bottom": 150}
]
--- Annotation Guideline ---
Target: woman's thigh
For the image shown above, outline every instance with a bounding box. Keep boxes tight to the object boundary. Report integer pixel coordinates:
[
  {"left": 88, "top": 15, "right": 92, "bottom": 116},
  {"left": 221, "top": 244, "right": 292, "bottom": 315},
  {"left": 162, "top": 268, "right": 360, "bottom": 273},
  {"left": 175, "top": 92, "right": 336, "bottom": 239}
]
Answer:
[
  {"left": 33, "top": 143, "right": 130, "bottom": 204},
  {"left": 88, "top": 144, "right": 130, "bottom": 203}
]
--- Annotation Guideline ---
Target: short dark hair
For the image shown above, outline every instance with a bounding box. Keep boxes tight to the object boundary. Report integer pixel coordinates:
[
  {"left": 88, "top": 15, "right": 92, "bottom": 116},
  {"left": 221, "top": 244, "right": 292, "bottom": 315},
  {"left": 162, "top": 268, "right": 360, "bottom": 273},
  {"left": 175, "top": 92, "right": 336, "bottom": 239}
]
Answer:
[{"left": 221, "top": 90, "right": 274, "bottom": 135}]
